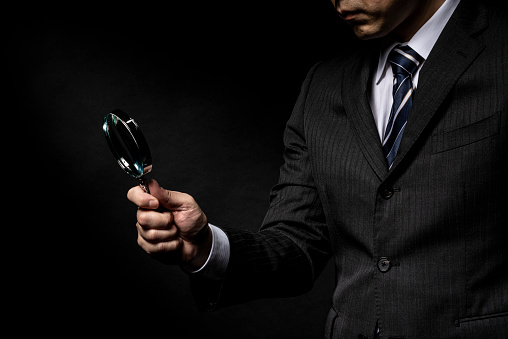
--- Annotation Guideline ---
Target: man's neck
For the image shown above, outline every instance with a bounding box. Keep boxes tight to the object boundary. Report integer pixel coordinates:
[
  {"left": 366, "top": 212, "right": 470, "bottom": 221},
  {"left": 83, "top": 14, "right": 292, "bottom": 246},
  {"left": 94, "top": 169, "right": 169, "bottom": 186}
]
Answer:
[{"left": 392, "top": 0, "right": 446, "bottom": 42}]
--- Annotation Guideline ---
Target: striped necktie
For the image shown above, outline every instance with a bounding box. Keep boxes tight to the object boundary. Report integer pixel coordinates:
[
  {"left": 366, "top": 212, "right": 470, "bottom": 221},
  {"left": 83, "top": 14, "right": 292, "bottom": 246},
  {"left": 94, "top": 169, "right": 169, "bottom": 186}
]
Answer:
[{"left": 382, "top": 45, "right": 424, "bottom": 169}]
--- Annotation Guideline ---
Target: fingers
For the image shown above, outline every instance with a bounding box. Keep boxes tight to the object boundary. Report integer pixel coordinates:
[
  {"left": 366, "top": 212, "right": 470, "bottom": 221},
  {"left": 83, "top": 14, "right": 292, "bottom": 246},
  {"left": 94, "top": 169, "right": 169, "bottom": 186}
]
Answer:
[
  {"left": 127, "top": 185, "right": 159, "bottom": 209},
  {"left": 136, "top": 216, "right": 181, "bottom": 255},
  {"left": 148, "top": 179, "right": 195, "bottom": 210},
  {"left": 136, "top": 207, "right": 180, "bottom": 255},
  {"left": 136, "top": 222, "right": 178, "bottom": 243},
  {"left": 137, "top": 209, "right": 173, "bottom": 229},
  {"left": 127, "top": 179, "right": 206, "bottom": 260},
  {"left": 136, "top": 223, "right": 182, "bottom": 255},
  {"left": 128, "top": 179, "right": 193, "bottom": 210}
]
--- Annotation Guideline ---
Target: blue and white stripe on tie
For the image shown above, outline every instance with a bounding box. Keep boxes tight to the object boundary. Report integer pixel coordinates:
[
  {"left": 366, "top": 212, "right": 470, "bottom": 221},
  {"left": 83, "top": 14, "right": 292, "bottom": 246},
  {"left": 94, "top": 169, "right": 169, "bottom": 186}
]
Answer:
[{"left": 382, "top": 45, "right": 424, "bottom": 169}]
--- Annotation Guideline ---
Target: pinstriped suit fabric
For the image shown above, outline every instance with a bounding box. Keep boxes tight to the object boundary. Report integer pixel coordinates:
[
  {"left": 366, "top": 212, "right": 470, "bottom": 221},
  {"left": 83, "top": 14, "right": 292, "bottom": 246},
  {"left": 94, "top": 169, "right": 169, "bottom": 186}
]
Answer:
[{"left": 191, "top": 1, "right": 508, "bottom": 337}]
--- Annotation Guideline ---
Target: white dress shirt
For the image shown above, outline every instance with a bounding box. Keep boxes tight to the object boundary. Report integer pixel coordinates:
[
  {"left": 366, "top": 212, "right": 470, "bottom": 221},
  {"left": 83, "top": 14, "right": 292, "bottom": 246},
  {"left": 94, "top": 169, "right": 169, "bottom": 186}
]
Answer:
[
  {"left": 371, "top": 0, "right": 460, "bottom": 140},
  {"left": 190, "top": 0, "right": 460, "bottom": 279}
]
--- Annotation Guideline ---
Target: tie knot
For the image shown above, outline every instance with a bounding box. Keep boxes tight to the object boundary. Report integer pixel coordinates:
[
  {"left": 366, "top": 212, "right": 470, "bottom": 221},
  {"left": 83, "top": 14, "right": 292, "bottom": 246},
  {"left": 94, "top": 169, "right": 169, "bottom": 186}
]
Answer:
[{"left": 388, "top": 45, "right": 424, "bottom": 75}]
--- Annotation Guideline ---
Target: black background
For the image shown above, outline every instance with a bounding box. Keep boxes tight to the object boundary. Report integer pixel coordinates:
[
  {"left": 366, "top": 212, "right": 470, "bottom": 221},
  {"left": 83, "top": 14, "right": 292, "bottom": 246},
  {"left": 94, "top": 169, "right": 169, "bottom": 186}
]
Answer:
[
  {"left": 8, "top": 0, "right": 503, "bottom": 337},
  {"left": 8, "top": 1, "right": 355, "bottom": 337}
]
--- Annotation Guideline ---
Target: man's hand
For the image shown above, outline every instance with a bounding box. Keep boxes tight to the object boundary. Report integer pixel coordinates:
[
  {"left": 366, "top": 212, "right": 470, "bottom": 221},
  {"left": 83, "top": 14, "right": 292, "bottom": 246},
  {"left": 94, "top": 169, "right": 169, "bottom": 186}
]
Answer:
[{"left": 127, "top": 179, "right": 212, "bottom": 269}]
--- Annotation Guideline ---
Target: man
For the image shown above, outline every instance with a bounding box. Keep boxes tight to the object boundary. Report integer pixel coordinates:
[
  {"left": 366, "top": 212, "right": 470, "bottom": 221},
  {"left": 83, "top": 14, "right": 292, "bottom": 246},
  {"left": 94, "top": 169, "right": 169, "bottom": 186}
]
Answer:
[{"left": 127, "top": 0, "right": 507, "bottom": 337}]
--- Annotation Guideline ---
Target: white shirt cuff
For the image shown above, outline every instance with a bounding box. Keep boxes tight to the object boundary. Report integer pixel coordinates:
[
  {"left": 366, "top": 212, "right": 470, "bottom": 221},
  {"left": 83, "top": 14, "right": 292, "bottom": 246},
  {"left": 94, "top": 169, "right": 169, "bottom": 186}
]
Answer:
[{"left": 186, "top": 224, "right": 230, "bottom": 281}]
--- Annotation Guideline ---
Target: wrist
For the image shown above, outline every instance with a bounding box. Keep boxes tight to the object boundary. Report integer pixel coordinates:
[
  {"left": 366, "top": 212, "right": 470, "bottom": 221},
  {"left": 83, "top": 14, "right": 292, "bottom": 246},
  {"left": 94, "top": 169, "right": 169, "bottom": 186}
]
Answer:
[
  {"left": 184, "top": 224, "right": 213, "bottom": 270},
  {"left": 182, "top": 225, "right": 230, "bottom": 280}
]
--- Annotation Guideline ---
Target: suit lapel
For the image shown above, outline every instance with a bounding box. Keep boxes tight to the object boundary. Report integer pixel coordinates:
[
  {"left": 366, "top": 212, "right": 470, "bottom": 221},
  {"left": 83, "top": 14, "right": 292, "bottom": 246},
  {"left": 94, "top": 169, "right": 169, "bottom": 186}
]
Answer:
[
  {"left": 388, "top": 0, "right": 487, "bottom": 173},
  {"left": 342, "top": 45, "right": 389, "bottom": 180}
]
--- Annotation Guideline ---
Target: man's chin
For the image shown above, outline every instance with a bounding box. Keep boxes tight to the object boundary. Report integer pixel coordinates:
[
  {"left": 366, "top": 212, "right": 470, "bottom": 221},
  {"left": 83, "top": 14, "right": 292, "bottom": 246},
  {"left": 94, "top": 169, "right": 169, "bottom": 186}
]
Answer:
[{"left": 351, "top": 24, "right": 388, "bottom": 40}]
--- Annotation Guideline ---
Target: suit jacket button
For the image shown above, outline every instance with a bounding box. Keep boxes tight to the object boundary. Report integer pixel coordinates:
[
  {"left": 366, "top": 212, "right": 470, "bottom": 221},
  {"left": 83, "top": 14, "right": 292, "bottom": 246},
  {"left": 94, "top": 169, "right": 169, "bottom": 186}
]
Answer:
[
  {"left": 378, "top": 257, "right": 391, "bottom": 272},
  {"left": 379, "top": 185, "right": 394, "bottom": 199}
]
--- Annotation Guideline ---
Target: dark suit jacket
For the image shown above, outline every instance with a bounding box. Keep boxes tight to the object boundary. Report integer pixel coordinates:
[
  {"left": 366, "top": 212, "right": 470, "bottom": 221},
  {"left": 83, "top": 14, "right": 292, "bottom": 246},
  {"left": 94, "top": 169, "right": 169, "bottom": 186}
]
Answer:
[{"left": 193, "top": 1, "right": 508, "bottom": 337}]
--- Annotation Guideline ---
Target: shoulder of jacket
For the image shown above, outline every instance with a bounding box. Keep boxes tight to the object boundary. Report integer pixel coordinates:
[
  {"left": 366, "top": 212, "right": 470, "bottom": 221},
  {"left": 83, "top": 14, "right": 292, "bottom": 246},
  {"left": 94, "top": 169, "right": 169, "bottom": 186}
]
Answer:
[{"left": 309, "top": 42, "right": 371, "bottom": 77}]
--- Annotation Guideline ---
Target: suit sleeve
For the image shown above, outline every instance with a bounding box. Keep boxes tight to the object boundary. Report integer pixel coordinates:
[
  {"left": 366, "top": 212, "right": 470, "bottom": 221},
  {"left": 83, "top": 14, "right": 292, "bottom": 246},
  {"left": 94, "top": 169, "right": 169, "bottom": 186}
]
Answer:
[{"left": 191, "top": 62, "right": 332, "bottom": 310}]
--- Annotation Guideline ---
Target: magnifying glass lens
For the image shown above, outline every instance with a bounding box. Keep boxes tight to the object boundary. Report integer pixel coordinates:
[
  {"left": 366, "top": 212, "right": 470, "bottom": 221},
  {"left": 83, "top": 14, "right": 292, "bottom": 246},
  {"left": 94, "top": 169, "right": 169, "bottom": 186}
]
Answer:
[
  {"left": 103, "top": 110, "right": 152, "bottom": 193},
  {"left": 104, "top": 114, "right": 143, "bottom": 178}
]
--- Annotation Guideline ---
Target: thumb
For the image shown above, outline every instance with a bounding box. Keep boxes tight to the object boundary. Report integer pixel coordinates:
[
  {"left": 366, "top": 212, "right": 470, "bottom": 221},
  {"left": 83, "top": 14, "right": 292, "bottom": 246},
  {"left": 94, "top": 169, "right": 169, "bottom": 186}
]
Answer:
[{"left": 148, "top": 179, "right": 195, "bottom": 211}]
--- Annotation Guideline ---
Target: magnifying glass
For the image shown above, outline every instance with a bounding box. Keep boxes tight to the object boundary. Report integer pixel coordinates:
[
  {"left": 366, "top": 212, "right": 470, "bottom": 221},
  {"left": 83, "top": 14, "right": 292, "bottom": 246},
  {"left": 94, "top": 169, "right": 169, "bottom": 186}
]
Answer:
[{"left": 103, "top": 109, "right": 153, "bottom": 194}]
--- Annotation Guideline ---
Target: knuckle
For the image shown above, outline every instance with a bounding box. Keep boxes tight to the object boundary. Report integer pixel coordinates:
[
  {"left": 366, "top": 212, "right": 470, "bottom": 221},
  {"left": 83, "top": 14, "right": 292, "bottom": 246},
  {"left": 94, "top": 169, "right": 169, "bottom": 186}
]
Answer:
[
  {"left": 168, "top": 226, "right": 178, "bottom": 238},
  {"left": 164, "top": 212, "right": 175, "bottom": 229},
  {"left": 164, "top": 212, "right": 174, "bottom": 226},
  {"left": 155, "top": 240, "right": 179, "bottom": 253},
  {"left": 161, "top": 190, "right": 172, "bottom": 205},
  {"left": 136, "top": 229, "right": 180, "bottom": 254},
  {"left": 145, "top": 230, "right": 160, "bottom": 242},
  {"left": 137, "top": 211, "right": 150, "bottom": 226},
  {"left": 182, "top": 193, "right": 196, "bottom": 206},
  {"left": 154, "top": 242, "right": 167, "bottom": 253}
]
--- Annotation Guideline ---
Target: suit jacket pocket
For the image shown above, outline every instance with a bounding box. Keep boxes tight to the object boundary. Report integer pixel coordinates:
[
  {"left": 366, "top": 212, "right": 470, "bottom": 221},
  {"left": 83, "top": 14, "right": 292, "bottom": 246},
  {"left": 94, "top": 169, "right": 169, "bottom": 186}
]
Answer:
[
  {"left": 431, "top": 112, "right": 500, "bottom": 154},
  {"left": 455, "top": 311, "right": 508, "bottom": 338}
]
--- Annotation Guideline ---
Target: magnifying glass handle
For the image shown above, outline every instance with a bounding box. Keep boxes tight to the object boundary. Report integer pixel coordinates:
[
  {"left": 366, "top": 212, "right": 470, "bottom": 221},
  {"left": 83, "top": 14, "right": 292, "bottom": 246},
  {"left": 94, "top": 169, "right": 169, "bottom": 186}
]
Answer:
[{"left": 138, "top": 176, "right": 150, "bottom": 194}]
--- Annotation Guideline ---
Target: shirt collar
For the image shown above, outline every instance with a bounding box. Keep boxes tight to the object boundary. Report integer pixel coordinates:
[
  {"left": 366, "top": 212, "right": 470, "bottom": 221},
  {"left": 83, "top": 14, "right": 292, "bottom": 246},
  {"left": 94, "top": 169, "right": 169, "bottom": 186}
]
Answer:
[{"left": 374, "top": 0, "right": 461, "bottom": 85}]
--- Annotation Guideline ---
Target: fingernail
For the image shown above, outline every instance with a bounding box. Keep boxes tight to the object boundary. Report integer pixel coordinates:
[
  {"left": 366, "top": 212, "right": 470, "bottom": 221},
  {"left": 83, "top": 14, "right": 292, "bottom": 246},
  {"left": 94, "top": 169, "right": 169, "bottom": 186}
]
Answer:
[{"left": 148, "top": 199, "right": 157, "bottom": 208}]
